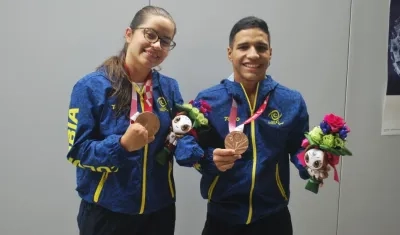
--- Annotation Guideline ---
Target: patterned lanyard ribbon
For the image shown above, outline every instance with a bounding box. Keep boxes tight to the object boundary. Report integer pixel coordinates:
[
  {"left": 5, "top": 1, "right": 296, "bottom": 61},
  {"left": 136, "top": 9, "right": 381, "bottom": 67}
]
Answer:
[
  {"left": 228, "top": 94, "right": 270, "bottom": 132},
  {"left": 124, "top": 64, "right": 154, "bottom": 122}
]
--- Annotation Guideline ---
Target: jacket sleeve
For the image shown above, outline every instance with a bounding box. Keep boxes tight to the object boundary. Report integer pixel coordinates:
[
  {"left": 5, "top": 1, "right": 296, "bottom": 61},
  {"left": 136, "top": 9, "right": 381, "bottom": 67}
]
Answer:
[
  {"left": 174, "top": 91, "right": 221, "bottom": 177},
  {"left": 170, "top": 79, "right": 205, "bottom": 167},
  {"left": 288, "top": 95, "right": 310, "bottom": 180},
  {"left": 195, "top": 147, "right": 220, "bottom": 176},
  {"left": 66, "top": 80, "right": 137, "bottom": 172},
  {"left": 175, "top": 135, "right": 220, "bottom": 177}
]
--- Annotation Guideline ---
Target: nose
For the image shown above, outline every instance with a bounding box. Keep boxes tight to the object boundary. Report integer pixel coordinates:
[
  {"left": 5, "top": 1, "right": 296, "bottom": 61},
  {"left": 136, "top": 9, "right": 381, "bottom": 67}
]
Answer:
[
  {"left": 151, "top": 40, "right": 162, "bottom": 50},
  {"left": 247, "top": 47, "right": 259, "bottom": 59}
]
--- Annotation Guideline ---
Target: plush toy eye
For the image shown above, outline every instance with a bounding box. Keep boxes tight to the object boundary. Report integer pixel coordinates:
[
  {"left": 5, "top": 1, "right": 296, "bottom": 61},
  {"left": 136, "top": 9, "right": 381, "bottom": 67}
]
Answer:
[
  {"left": 174, "top": 117, "right": 181, "bottom": 123},
  {"left": 305, "top": 155, "right": 309, "bottom": 163},
  {"left": 313, "top": 160, "right": 321, "bottom": 168},
  {"left": 181, "top": 124, "right": 190, "bottom": 132}
]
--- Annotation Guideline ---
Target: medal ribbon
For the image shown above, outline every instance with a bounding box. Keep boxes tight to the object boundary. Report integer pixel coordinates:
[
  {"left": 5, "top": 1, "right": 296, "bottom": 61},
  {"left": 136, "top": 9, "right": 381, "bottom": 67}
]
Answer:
[
  {"left": 228, "top": 94, "right": 270, "bottom": 132},
  {"left": 124, "top": 64, "right": 154, "bottom": 123},
  {"left": 130, "top": 78, "right": 153, "bottom": 123}
]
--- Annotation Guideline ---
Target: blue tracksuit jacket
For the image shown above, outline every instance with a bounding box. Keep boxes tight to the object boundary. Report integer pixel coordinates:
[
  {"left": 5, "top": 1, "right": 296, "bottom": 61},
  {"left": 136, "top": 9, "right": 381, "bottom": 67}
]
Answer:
[
  {"left": 66, "top": 69, "right": 183, "bottom": 215},
  {"left": 175, "top": 75, "right": 310, "bottom": 225}
]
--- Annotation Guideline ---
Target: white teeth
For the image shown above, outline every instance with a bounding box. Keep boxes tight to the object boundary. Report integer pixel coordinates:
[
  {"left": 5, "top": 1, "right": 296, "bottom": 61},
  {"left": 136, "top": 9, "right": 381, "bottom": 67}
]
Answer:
[
  {"left": 244, "top": 64, "right": 259, "bottom": 68},
  {"left": 146, "top": 51, "right": 158, "bottom": 58}
]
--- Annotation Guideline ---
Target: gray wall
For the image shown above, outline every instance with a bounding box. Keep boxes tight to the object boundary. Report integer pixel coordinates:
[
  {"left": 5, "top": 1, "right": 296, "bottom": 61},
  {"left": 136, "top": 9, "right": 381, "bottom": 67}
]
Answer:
[
  {"left": 338, "top": 0, "right": 399, "bottom": 234},
  {"left": 0, "top": 0, "right": 398, "bottom": 234}
]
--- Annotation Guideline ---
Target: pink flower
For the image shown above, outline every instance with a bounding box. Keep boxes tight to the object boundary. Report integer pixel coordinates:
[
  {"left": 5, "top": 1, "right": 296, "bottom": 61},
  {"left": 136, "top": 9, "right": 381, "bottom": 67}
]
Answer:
[
  {"left": 324, "top": 113, "right": 345, "bottom": 133},
  {"left": 200, "top": 100, "right": 211, "bottom": 112},
  {"left": 301, "top": 138, "right": 310, "bottom": 148}
]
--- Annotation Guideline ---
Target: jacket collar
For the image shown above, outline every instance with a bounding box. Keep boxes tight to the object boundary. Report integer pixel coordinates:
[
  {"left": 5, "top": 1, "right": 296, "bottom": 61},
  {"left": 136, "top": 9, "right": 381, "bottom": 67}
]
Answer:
[
  {"left": 151, "top": 69, "right": 161, "bottom": 88},
  {"left": 97, "top": 66, "right": 161, "bottom": 88},
  {"left": 221, "top": 74, "right": 278, "bottom": 105}
]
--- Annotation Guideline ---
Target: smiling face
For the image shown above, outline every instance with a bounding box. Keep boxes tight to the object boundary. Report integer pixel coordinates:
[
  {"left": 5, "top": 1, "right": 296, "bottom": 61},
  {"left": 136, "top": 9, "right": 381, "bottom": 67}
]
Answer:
[
  {"left": 227, "top": 28, "right": 272, "bottom": 84},
  {"left": 125, "top": 15, "right": 175, "bottom": 70}
]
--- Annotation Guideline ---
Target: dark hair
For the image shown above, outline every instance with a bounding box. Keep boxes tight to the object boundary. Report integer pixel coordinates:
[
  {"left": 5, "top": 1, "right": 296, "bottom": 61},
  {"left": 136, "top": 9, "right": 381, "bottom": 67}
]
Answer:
[
  {"left": 229, "top": 16, "right": 270, "bottom": 47},
  {"left": 97, "top": 5, "right": 176, "bottom": 117}
]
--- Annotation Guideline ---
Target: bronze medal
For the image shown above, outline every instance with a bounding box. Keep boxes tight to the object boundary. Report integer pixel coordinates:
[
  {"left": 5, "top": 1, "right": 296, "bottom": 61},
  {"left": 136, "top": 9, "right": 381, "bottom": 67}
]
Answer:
[
  {"left": 135, "top": 111, "right": 160, "bottom": 137},
  {"left": 224, "top": 131, "right": 249, "bottom": 155}
]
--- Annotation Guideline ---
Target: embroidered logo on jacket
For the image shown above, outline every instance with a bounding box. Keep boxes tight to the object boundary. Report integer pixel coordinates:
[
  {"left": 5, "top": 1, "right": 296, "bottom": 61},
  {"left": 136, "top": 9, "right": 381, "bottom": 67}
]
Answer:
[
  {"left": 157, "top": 97, "right": 168, "bottom": 112},
  {"left": 268, "top": 110, "right": 284, "bottom": 125}
]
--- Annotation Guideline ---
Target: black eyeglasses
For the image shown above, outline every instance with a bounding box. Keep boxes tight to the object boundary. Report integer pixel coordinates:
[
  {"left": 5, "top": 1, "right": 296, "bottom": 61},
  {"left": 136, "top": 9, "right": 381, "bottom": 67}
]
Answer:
[{"left": 135, "top": 27, "right": 176, "bottom": 51}]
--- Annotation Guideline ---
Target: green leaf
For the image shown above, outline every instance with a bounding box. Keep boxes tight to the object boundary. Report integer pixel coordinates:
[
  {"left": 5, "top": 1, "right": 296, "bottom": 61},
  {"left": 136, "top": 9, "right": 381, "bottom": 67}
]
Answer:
[
  {"left": 319, "top": 145, "right": 342, "bottom": 156},
  {"left": 319, "top": 144, "right": 330, "bottom": 150},
  {"left": 332, "top": 149, "right": 344, "bottom": 156},
  {"left": 341, "top": 147, "right": 353, "bottom": 156},
  {"left": 192, "top": 120, "right": 199, "bottom": 129},
  {"left": 175, "top": 104, "right": 191, "bottom": 113},
  {"left": 155, "top": 147, "right": 171, "bottom": 165},
  {"left": 304, "top": 133, "right": 316, "bottom": 145}
]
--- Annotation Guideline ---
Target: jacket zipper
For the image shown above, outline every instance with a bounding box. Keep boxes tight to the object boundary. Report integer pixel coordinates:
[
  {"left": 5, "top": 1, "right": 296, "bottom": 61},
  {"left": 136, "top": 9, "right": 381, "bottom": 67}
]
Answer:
[{"left": 242, "top": 83, "right": 259, "bottom": 225}]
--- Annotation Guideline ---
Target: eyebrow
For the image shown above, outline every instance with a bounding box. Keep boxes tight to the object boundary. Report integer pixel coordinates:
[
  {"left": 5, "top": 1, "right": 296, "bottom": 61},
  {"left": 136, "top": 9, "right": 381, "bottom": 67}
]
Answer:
[
  {"left": 237, "top": 42, "right": 269, "bottom": 47},
  {"left": 161, "top": 35, "right": 173, "bottom": 41},
  {"left": 144, "top": 27, "right": 173, "bottom": 40},
  {"left": 155, "top": 29, "right": 174, "bottom": 40},
  {"left": 157, "top": 33, "right": 174, "bottom": 42}
]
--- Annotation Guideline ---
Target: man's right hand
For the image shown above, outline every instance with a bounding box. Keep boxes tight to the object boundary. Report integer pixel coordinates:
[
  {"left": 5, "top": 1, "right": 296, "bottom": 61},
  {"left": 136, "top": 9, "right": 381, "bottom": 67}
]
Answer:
[
  {"left": 213, "top": 148, "right": 241, "bottom": 172},
  {"left": 120, "top": 123, "right": 155, "bottom": 152}
]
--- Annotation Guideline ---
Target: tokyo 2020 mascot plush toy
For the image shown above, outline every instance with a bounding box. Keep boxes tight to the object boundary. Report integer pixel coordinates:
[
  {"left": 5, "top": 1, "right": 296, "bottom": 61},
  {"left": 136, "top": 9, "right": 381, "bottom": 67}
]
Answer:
[
  {"left": 155, "top": 100, "right": 211, "bottom": 165},
  {"left": 297, "top": 113, "right": 353, "bottom": 194}
]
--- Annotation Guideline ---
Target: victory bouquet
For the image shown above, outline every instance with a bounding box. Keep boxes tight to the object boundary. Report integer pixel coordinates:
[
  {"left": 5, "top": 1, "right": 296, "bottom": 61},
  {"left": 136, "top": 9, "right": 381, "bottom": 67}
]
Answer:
[
  {"left": 155, "top": 100, "right": 211, "bottom": 165},
  {"left": 297, "top": 113, "right": 353, "bottom": 194}
]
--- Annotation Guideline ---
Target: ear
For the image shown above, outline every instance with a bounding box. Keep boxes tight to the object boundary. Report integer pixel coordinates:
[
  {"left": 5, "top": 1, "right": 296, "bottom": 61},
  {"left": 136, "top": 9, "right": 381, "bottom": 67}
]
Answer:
[
  {"left": 268, "top": 47, "right": 272, "bottom": 67},
  {"left": 125, "top": 27, "right": 133, "bottom": 43},
  {"left": 227, "top": 46, "right": 232, "bottom": 61}
]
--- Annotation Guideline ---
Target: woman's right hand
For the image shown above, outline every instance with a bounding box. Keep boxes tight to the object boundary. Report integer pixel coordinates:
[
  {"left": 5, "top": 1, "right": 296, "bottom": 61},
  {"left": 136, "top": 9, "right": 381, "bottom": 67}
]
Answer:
[{"left": 120, "top": 123, "right": 155, "bottom": 152}]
